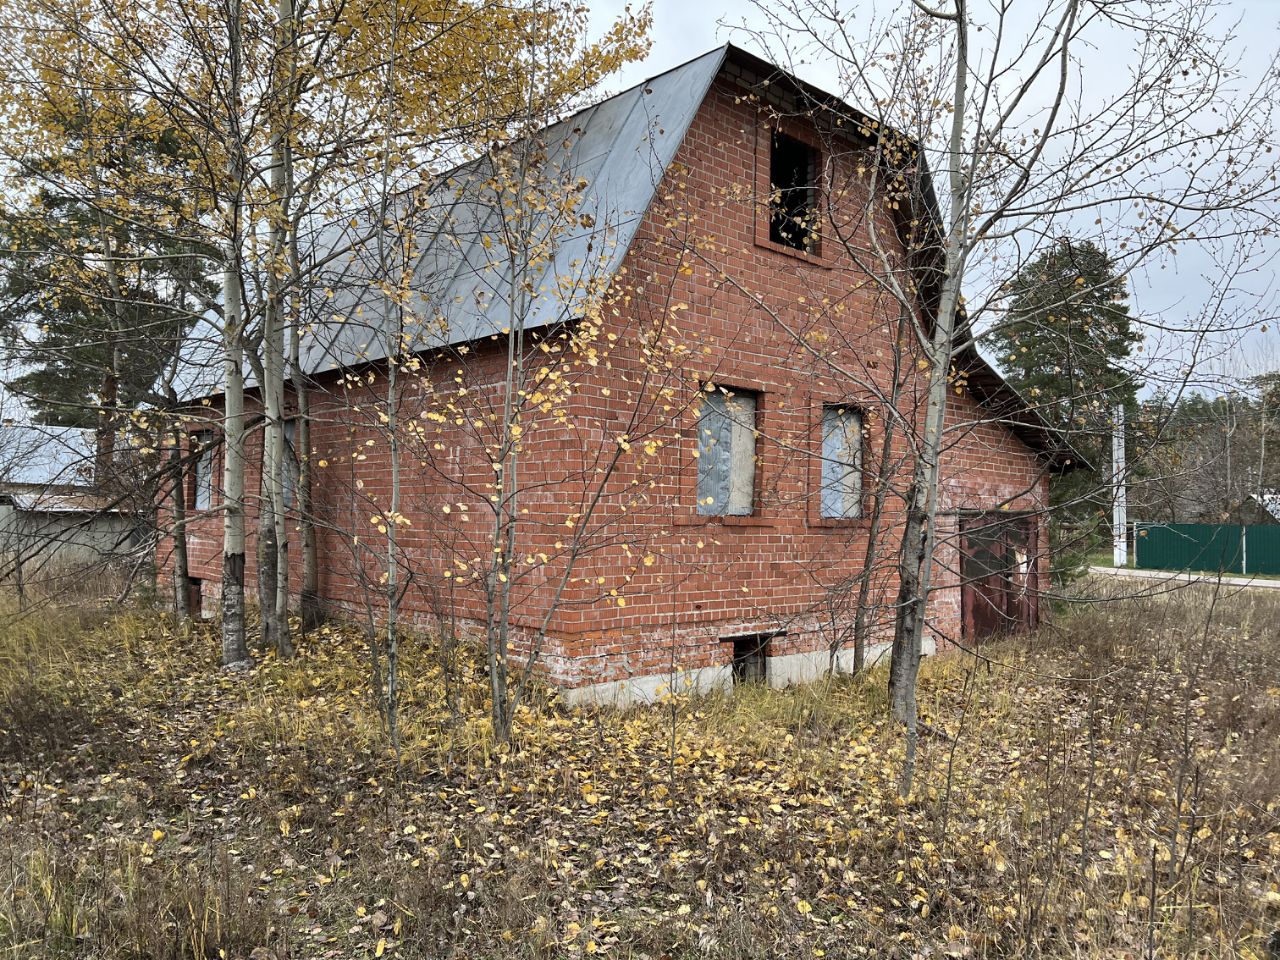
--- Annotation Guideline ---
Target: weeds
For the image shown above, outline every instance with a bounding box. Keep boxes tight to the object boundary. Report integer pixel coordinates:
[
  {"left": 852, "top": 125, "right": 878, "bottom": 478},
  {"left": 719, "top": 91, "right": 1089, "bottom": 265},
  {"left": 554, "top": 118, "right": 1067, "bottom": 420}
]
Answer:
[{"left": 0, "top": 584, "right": 1277, "bottom": 958}]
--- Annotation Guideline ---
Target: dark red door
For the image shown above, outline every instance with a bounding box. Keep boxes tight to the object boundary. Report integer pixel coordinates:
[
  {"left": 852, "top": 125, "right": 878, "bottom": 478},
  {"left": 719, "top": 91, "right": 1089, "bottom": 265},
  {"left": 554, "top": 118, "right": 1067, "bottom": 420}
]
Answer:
[{"left": 960, "top": 514, "right": 1038, "bottom": 641}]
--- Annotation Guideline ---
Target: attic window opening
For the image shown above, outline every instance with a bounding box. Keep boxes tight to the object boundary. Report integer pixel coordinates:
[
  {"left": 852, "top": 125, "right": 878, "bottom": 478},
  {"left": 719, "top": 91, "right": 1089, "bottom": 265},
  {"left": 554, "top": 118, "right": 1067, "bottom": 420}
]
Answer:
[{"left": 769, "top": 132, "right": 818, "bottom": 253}]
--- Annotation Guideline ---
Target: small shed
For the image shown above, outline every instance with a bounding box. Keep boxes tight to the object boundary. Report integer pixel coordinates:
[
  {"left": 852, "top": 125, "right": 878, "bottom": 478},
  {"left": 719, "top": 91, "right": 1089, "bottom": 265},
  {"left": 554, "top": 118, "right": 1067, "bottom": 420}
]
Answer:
[{"left": 0, "top": 424, "right": 142, "bottom": 589}]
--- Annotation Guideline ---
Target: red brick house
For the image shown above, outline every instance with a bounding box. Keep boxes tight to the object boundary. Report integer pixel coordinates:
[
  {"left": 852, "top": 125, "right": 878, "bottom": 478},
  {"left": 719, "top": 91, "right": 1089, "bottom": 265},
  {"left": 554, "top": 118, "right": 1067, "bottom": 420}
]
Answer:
[{"left": 163, "top": 45, "right": 1075, "bottom": 704}]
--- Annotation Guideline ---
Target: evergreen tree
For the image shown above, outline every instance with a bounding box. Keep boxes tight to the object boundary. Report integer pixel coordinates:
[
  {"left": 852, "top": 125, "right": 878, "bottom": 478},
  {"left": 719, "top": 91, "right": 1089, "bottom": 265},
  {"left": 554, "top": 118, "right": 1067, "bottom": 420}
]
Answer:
[
  {"left": 992, "top": 239, "right": 1140, "bottom": 449},
  {"left": 0, "top": 120, "right": 213, "bottom": 435},
  {"left": 990, "top": 239, "right": 1142, "bottom": 562}
]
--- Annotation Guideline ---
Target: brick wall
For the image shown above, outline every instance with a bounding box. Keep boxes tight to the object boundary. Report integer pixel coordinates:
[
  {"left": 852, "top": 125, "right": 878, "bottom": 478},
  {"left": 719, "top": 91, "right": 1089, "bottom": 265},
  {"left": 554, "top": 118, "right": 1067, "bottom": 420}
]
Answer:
[{"left": 158, "top": 72, "right": 1052, "bottom": 692}]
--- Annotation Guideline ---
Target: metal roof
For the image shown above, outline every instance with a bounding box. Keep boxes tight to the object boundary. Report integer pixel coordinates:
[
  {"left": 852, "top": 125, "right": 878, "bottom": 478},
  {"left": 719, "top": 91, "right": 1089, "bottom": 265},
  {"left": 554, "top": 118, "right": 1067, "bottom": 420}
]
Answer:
[
  {"left": 296, "top": 46, "right": 728, "bottom": 377},
  {"left": 165, "top": 48, "right": 727, "bottom": 401},
  {"left": 2, "top": 490, "right": 124, "bottom": 514},
  {"left": 166, "top": 43, "right": 1077, "bottom": 467},
  {"left": 168, "top": 313, "right": 226, "bottom": 403}
]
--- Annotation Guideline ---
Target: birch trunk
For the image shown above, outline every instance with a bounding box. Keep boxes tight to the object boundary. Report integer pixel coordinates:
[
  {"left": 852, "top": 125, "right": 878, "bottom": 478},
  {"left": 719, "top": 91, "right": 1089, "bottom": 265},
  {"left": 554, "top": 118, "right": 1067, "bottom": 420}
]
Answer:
[
  {"left": 489, "top": 153, "right": 529, "bottom": 742},
  {"left": 887, "top": 0, "right": 970, "bottom": 796},
  {"left": 283, "top": 151, "right": 320, "bottom": 631},
  {"left": 272, "top": 0, "right": 295, "bottom": 655},
  {"left": 259, "top": 268, "right": 289, "bottom": 655},
  {"left": 292, "top": 321, "right": 320, "bottom": 629},
  {"left": 170, "top": 425, "right": 191, "bottom": 619},
  {"left": 371, "top": 21, "right": 402, "bottom": 750},
  {"left": 383, "top": 315, "right": 400, "bottom": 751},
  {"left": 256, "top": 0, "right": 296, "bottom": 656},
  {"left": 220, "top": 0, "right": 250, "bottom": 668},
  {"left": 886, "top": 318, "right": 955, "bottom": 791},
  {"left": 257, "top": 497, "right": 279, "bottom": 645},
  {"left": 222, "top": 258, "right": 251, "bottom": 666},
  {"left": 849, "top": 310, "right": 910, "bottom": 672}
]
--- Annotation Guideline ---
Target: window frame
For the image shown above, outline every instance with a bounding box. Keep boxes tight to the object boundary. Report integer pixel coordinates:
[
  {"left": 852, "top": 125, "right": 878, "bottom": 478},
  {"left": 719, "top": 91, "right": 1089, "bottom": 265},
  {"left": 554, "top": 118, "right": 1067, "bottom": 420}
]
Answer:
[
  {"left": 754, "top": 124, "right": 830, "bottom": 266},
  {"left": 805, "top": 400, "right": 871, "bottom": 528},
  {"left": 768, "top": 131, "right": 819, "bottom": 254},
  {"left": 695, "top": 387, "right": 759, "bottom": 517},
  {"left": 190, "top": 431, "right": 214, "bottom": 512},
  {"left": 819, "top": 403, "right": 865, "bottom": 520}
]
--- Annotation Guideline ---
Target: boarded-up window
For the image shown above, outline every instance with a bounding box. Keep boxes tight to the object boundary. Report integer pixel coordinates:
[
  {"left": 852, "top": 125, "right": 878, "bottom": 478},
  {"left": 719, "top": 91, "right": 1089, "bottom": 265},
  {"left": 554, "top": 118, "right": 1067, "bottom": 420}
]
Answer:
[
  {"left": 192, "top": 432, "right": 214, "bottom": 511},
  {"left": 697, "top": 390, "right": 757, "bottom": 516},
  {"left": 283, "top": 418, "right": 299, "bottom": 509},
  {"left": 820, "top": 405, "right": 863, "bottom": 518}
]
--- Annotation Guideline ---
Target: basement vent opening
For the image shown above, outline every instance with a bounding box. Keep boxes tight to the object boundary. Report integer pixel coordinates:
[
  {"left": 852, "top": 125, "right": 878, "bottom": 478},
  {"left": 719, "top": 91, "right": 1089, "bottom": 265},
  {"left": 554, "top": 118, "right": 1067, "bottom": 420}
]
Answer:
[
  {"left": 187, "top": 578, "right": 205, "bottom": 620},
  {"left": 724, "top": 632, "right": 777, "bottom": 684}
]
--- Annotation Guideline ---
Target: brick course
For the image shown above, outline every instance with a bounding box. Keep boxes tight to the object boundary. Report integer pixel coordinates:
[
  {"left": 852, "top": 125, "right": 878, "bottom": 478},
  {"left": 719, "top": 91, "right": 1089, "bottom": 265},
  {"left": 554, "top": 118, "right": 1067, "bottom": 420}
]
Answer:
[{"left": 158, "top": 70, "right": 1053, "bottom": 696}]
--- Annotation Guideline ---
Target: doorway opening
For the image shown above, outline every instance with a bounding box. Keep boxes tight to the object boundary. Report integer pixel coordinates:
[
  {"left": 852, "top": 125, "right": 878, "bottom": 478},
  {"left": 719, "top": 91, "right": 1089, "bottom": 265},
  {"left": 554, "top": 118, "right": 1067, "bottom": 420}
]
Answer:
[{"left": 959, "top": 513, "right": 1038, "bottom": 641}]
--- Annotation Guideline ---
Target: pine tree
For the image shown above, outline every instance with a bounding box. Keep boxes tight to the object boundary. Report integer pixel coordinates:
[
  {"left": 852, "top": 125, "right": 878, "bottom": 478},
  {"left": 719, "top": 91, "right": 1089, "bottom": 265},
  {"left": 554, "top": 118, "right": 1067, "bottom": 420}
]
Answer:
[
  {"left": 0, "top": 117, "right": 213, "bottom": 441},
  {"left": 992, "top": 239, "right": 1140, "bottom": 446},
  {"left": 990, "top": 239, "right": 1141, "bottom": 557}
]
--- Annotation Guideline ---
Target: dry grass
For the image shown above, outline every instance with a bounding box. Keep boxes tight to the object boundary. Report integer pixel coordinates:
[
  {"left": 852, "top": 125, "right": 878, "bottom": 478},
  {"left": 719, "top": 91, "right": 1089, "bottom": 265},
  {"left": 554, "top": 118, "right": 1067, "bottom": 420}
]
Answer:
[
  {"left": 0, "top": 585, "right": 1277, "bottom": 958},
  {"left": 0, "top": 557, "right": 140, "bottom": 609}
]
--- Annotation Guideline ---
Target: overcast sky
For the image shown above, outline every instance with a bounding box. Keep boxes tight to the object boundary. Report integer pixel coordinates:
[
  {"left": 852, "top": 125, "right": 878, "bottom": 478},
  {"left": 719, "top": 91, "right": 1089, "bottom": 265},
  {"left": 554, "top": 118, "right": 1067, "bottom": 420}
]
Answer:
[{"left": 588, "top": 0, "right": 1280, "bottom": 393}]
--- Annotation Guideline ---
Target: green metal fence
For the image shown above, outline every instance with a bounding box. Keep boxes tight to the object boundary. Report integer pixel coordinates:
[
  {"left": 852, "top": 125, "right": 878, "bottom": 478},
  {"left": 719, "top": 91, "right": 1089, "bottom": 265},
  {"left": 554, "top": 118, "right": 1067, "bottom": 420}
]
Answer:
[{"left": 1134, "top": 522, "right": 1280, "bottom": 576}]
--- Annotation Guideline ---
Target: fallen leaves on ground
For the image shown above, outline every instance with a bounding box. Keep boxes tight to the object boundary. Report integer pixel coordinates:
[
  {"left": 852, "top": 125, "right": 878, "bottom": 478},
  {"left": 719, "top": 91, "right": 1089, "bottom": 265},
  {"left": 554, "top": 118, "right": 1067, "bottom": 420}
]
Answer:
[{"left": 1, "top": 584, "right": 1277, "bottom": 958}]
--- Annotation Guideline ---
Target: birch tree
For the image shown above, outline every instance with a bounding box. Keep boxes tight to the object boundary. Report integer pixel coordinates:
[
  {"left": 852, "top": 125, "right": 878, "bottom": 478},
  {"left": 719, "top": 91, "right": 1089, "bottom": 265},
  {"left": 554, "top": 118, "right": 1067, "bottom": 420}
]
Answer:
[
  {"left": 739, "top": 0, "right": 1280, "bottom": 791},
  {"left": 286, "top": 0, "right": 651, "bottom": 739},
  {"left": 1, "top": 0, "right": 650, "bottom": 672}
]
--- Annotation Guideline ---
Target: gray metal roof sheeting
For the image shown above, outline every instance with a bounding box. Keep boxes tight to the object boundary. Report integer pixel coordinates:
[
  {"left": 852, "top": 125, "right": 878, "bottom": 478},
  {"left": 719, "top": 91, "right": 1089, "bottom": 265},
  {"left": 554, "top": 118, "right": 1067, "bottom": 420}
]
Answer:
[
  {"left": 297, "top": 46, "right": 727, "bottom": 377},
  {"left": 2, "top": 490, "right": 123, "bottom": 513},
  {"left": 165, "top": 47, "right": 727, "bottom": 401},
  {"left": 168, "top": 313, "right": 226, "bottom": 403}
]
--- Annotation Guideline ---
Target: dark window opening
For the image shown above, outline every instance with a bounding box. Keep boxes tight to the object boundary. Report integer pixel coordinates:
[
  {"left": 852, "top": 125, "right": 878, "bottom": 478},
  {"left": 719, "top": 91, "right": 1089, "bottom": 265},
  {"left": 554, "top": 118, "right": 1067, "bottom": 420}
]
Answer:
[
  {"left": 726, "top": 633, "right": 772, "bottom": 684},
  {"left": 187, "top": 577, "right": 203, "bottom": 619},
  {"left": 769, "top": 132, "right": 818, "bottom": 252}
]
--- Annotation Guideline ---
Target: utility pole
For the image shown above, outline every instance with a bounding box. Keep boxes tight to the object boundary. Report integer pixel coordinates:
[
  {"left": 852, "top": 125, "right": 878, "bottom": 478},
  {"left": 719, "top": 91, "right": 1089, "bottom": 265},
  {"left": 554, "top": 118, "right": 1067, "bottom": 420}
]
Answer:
[{"left": 1113, "top": 404, "right": 1128, "bottom": 567}]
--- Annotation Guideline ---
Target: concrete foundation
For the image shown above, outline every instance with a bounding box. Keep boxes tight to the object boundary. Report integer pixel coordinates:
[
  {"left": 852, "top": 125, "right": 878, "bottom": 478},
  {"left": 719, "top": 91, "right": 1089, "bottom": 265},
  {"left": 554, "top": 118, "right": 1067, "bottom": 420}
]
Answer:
[{"left": 558, "top": 636, "right": 937, "bottom": 707}]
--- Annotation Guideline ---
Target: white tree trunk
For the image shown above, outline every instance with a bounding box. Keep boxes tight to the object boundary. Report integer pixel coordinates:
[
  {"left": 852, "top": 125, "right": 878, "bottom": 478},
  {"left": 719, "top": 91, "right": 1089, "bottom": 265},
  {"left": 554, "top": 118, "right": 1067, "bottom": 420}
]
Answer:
[
  {"left": 222, "top": 255, "right": 251, "bottom": 667},
  {"left": 887, "top": 0, "right": 971, "bottom": 796},
  {"left": 170, "top": 425, "right": 191, "bottom": 619},
  {"left": 220, "top": 0, "right": 250, "bottom": 668}
]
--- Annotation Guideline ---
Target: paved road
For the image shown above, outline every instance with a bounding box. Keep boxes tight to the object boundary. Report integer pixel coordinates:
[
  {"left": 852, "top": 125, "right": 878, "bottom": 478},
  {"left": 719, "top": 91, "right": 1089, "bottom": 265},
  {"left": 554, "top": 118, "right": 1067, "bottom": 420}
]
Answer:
[{"left": 1088, "top": 566, "right": 1280, "bottom": 590}]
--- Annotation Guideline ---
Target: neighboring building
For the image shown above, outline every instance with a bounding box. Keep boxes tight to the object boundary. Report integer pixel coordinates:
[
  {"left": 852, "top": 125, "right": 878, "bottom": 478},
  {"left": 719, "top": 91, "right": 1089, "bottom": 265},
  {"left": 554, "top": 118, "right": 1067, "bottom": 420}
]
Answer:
[
  {"left": 0, "top": 424, "right": 141, "bottom": 587},
  {"left": 160, "top": 46, "right": 1077, "bottom": 703},
  {"left": 1240, "top": 490, "right": 1280, "bottom": 525}
]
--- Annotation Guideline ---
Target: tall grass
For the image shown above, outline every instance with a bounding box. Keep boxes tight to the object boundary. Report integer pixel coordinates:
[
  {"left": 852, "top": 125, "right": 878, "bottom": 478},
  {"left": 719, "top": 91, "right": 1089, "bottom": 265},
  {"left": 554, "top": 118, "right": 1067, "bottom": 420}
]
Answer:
[{"left": 0, "top": 583, "right": 1277, "bottom": 958}]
